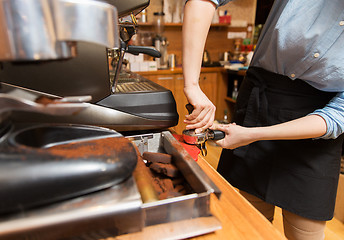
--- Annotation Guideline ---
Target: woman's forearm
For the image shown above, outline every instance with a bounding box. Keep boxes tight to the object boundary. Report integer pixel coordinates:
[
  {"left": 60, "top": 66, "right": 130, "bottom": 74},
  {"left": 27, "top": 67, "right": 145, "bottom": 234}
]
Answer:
[
  {"left": 253, "top": 115, "right": 327, "bottom": 141},
  {"left": 182, "top": 0, "right": 216, "bottom": 88},
  {"left": 213, "top": 115, "right": 328, "bottom": 149},
  {"left": 181, "top": 0, "right": 217, "bottom": 132}
]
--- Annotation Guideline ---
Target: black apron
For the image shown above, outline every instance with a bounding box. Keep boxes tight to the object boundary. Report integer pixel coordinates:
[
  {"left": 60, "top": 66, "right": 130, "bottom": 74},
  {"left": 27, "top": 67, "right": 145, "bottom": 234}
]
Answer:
[{"left": 217, "top": 67, "right": 344, "bottom": 221}]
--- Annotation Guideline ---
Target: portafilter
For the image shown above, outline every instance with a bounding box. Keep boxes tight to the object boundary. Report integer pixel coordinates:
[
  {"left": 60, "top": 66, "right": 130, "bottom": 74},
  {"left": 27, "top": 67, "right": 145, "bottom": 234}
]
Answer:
[{"left": 182, "top": 104, "right": 225, "bottom": 156}]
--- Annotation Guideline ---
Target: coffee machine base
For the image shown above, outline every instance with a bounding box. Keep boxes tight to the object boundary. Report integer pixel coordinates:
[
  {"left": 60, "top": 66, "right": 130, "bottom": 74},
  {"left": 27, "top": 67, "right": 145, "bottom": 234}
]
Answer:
[{"left": 0, "top": 130, "right": 221, "bottom": 240}]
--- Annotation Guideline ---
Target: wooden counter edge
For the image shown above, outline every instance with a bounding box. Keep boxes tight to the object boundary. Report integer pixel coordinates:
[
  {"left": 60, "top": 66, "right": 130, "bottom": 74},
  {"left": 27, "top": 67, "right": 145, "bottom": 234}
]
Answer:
[{"left": 193, "top": 156, "right": 286, "bottom": 240}]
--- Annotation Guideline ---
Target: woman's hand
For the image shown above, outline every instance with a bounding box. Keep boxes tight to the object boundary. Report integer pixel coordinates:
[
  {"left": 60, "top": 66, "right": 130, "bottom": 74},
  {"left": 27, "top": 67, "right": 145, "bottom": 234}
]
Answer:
[
  {"left": 210, "top": 115, "right": 328, "bottom": 149},
  {"left": 184, "top": 84, "right": 216, "bottom": 133},
  {"left": 210, "top": 123, "right": 258, "bottom": 149}
]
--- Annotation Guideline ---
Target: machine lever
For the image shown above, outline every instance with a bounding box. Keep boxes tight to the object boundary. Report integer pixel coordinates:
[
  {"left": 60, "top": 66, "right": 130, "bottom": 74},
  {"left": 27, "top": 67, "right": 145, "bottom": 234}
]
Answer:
[{"left": 126, "top": 45, "right": 161, "bottom": 58}]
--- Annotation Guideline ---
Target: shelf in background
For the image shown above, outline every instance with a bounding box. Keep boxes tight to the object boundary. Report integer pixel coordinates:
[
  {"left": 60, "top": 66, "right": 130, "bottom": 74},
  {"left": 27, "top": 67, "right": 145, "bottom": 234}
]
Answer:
[{"left": 226, "top": 69, "right": 247, "bottom": 76}]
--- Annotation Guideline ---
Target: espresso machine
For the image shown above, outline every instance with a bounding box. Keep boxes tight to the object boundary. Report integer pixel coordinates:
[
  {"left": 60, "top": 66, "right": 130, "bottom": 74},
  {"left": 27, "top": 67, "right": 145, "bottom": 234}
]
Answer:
[
  {"left": 0, "top": 0, "right": 178, "bottom": 132},
  {"left": 0, "top": 1, "right": 221, "bottom": 239}
]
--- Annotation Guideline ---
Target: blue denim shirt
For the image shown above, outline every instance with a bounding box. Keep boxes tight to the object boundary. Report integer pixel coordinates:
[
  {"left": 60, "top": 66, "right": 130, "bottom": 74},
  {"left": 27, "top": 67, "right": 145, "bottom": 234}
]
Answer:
[{"left": 210, "top": 0, "right": 344, "bottom": 139}]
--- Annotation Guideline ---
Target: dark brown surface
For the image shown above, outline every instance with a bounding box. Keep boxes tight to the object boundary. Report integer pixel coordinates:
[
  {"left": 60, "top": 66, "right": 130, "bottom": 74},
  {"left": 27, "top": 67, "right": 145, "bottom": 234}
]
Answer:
[
  {"left": 35, "top": 96, "right": 58, "bottom": 105},
  {"left": 149, "top": 162, "right": 179, "bottom": 178},
  {"left": 136, "top": 151, "right": 193, "bottom": 200},
  {"left": 143, "top": 151, "right": 172, "bottom": 164},
  {"left": 46, "top": 137, "right": 133, "bottom": 159}
]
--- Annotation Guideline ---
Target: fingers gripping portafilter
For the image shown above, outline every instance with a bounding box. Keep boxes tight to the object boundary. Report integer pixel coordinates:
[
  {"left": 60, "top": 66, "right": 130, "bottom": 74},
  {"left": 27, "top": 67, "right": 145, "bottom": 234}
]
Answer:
[{"left": 182, "top": 104, "right": 225, "bottom": 156}]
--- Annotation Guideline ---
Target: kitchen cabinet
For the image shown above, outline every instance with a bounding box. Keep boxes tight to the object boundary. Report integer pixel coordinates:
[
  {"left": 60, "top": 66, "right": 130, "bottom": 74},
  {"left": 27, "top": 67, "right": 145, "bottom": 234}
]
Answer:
[
  {"left": 139, "top": 68, "right": 223, "bottom": 134},
  {"left": 140, "top": 73, "right": 186, "bottom": 134},
  {"left": 199, "top": 72, "right": 218, "bottom": 105}
]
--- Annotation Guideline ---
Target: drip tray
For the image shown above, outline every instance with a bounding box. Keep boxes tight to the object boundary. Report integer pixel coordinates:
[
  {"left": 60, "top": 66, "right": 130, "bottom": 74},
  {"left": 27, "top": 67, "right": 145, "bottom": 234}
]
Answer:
[{"left": 0, "top": 131, "right": 221, "bottom": 240}]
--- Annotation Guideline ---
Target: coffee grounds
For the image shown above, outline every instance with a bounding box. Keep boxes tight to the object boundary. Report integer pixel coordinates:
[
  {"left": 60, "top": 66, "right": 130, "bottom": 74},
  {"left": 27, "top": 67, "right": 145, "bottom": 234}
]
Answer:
[
  {"left": 45, "top": 137, "right": 133, "bottom": 159},
  {"left": 149, "top": 162, "right": 179, "bottom": 178},
  {"left": 138, "top": 151, "right": 193, "bottom": 200},
  {"left": 143, "top": 152, "right": 172, "bottom": 164}
]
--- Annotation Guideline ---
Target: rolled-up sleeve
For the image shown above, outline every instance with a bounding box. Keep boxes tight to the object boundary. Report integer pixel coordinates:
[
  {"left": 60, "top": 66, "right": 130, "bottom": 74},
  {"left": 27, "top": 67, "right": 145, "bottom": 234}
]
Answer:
[
  {"left": 310, "top": 92, "right": 344, "bottom": 139},
  {"left": 210, "top": 0, "right": 232, "bottom": 7},
  {"left": 185, "top": 0, "right": 232, "bottom": 7}
]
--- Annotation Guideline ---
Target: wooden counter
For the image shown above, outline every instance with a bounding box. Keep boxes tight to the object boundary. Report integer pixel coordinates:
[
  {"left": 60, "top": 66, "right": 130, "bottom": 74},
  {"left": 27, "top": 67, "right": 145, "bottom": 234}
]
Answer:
[
  {"left": 192, "top": 157, "right": 286, "bottom": 240},
  {"left": 117, "top": 156, "right": 286, "bottom": 240}
]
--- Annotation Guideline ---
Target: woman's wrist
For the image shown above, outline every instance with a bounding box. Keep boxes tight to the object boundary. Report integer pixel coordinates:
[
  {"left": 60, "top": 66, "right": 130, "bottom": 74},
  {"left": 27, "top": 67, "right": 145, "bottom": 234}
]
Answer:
[
  {"left": 245, "top": 127, "right": 264, "bottom": 144},
  {"left": 184, "top": 82, "right": 201, "bottom": 92}
]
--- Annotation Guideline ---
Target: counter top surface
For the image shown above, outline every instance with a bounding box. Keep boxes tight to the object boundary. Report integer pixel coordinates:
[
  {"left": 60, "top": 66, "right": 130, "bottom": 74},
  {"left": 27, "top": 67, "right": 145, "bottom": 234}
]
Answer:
[
  {"left": 137, "top": 67, "right": 227, "bottom": 75},
  {"left": 117, "top": 156, "right": 286, "bottom": 240},
  {"left": 191, "top": 157, "right": 286, "bottom": 240},
  {"left": 137, "top": 67, "right": 247, "bottom": 76}
]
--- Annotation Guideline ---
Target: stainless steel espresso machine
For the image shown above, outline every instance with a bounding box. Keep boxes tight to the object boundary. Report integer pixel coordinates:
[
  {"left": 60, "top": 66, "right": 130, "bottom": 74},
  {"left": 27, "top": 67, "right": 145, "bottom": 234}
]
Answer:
[
  {"left": 0, "top": 1, "right": 221, "bottom": 239},
  {"left": 0, "top": 0, "right": 178, "bottom": 132}
]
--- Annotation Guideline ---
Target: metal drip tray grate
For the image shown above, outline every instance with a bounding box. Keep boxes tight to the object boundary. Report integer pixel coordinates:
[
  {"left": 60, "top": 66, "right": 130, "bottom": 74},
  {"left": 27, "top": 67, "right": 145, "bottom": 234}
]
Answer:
[
  {"left": 111, "top": 71, "right": 167, "bottom": 94},
  {"left": 116, "top": 81, "right": 160, "bottom": 93}
]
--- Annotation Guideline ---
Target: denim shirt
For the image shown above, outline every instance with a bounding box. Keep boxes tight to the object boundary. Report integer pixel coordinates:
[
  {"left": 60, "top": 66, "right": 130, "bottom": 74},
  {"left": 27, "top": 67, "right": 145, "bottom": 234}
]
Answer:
[{"left": 210, "top": 0, "right": 344, "bottom": 139}]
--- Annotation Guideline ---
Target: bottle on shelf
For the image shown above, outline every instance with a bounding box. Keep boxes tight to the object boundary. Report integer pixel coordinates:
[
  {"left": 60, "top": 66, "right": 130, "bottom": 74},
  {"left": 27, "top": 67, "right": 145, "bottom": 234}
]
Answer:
[
  {"left": 141, "top": 9, "right": 147, "bottom": 23},
  {"left": 246, "top": 23, "right": 253, "bottom": 44},
  {"left": 232, "top": 80, "right": 239, "bottom": 100},
  {"left": 223, "top": 109, "right": 229, "bottom": 124},
  {"left": 216, "top": 109, "right": 229, "bottom": 124}
]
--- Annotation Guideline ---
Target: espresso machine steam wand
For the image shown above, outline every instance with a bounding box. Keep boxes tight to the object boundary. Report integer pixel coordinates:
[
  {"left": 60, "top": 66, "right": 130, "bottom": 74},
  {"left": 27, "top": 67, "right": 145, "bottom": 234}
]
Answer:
[
  {"left": 110, "top": 14, "right": 161, "bottom": 93},
  {"left": 110, "top": 13, "right": 138, "bottom": 93}
]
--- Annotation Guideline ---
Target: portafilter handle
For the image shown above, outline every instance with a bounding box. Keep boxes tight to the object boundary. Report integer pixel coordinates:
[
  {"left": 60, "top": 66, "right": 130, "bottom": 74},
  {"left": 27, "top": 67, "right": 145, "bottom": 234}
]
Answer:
[
  {"left": 185, "top": 103, "right": 194, "bottom": 115},
  {"left": 207, "top": 129, "right": 226, "bottom": 141}
]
